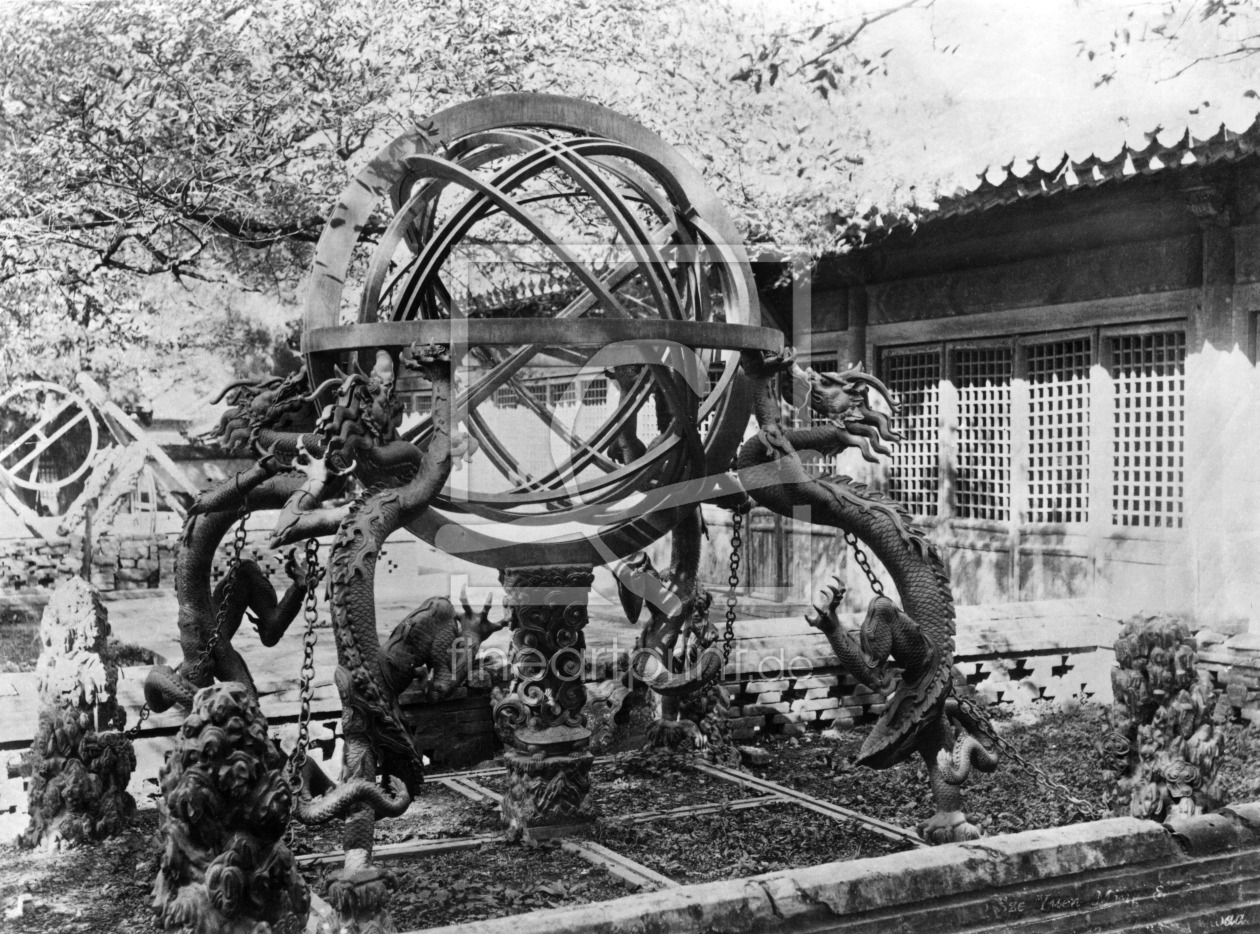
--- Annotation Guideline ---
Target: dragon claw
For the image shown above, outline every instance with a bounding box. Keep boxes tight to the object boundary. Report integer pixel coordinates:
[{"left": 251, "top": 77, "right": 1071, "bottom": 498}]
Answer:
[
  {"left": 918, "top": 810, "right": 983, "bottom": 844},
  {"left": 756, "top": 426, "right": 793, "bottom": 458},
  {"left": 283, "top": 548, "right": 310, "bottom": 587},
  {"left": 740, "top": 347, "right": 797, "bottom": 379},
  {"left": 807, "top": 581, "right": 846, "bottom": 631},
  {"left": 458, "top": 586, "right": 478, "bottom": 622}
]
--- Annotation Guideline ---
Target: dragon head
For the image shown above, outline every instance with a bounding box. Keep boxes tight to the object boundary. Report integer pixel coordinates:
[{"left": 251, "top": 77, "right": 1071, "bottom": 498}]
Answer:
[
  {"left": 316, "top": 350, "right": 405, "bottom": 456},
  {"left": 207, "top": 366, "right": 317, "bottom": 454},
  {"left": 801, "top": 364, "right": 902, "bottom": 463}
]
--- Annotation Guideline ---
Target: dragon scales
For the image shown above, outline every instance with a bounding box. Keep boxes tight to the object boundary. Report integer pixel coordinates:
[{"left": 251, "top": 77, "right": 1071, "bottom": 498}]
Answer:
[
  {"left": 143, "top": 368, "right": 332, "bottom": 713},
  {"left": 315, "top": 342, "right": 461, "bottom": 933},
  {"left": 147, "top": 350, "right": 466, "bottom": 934},
  {"left": 143, "top": 354, "right": 439, "bottom": 713},
  {"left": 615, "top": 350, "right": 1001, "bottom": 844},
  {"left": 736, "top": 348, "right": 999, "bottom": 844}
]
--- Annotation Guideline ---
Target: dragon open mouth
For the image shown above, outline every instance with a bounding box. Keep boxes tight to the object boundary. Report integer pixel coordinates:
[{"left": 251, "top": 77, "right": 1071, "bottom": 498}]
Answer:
[{"left": 804, "top": 365, "right": 903, "bottom": 463}]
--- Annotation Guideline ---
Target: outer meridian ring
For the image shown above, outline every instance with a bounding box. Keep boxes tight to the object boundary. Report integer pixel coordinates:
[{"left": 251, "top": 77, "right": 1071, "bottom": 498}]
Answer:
[{"left": 301, "top": 94, "right": 762, "bottom": 569}]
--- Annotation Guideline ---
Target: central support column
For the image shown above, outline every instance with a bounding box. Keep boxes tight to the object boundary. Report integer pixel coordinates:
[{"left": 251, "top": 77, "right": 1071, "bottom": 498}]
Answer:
[{"left": 493, "top": 565, "right": 595, "bottom": 839}]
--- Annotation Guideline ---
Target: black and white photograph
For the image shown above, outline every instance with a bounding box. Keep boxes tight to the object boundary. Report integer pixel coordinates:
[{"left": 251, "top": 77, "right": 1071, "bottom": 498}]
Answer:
[{"left": 0, "top": 1, "right": 1258, "bottom": 931}]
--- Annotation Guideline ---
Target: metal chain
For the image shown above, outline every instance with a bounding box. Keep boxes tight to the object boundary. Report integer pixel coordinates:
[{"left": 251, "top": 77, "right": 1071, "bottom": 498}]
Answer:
[
  {"left": 693, "top": 509, "right": 744, "bottom": 691},
  {"left": 205, "top": 500, "right": 251, "bottom": 670},
  {"left": 122, "top": 700, "right": 149, "bottom": 739},
  {"left": 721, "top": 509, "right": 743, "bottom": 670},
  {"left": 283, "top": 538, "right": 323, "bottom": 848},
  {"left": 840, "top": 526, "right": 1099, "bottom": 820},
  {"left": 286, "top": 538, "right": 322, "bottom": 791},
  {"left": 954, "top": 693, "right": 1103, "bottom": 820},
  {"left": 843, "top": 530, "right": 885, "bottom": 597},
  {"left": 123, "top": 499, "right": 250, "bottom": 740}
]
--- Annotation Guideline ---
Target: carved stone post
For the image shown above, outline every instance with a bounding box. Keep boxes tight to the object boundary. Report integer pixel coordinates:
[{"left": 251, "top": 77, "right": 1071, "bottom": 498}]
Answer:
[
  {"left": 21, "top": 576, "right": 135, "bottom": 850},
  {"left": 152, "top": 682, "right": 309, "bottom": 934},
  {"left": 493, "top": 566, "right": 595, "bottom": 838},
  {"left": 1102, "top": 616, "right": 1228, "bottom": 821}
]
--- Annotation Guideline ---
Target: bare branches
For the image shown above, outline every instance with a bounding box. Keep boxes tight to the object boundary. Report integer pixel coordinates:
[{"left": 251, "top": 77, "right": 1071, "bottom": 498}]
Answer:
[
  {"left": 1158, "top": 35, "right": 1260, "bottom": 81},
  {"left": 730, "top": 0, "right": 931, "bottom": 98},
  {"left": 1076, "top": 0, "right": 1260, "bottom": 87}
]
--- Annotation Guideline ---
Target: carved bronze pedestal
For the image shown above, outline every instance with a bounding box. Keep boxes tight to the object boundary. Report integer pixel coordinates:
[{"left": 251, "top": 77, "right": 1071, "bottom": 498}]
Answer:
[{"left": 493, "top": 566, "right": 595, "bottom": 838}]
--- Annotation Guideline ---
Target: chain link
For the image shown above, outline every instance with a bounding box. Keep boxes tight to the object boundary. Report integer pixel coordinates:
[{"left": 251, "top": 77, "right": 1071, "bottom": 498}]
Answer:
[
  {"left": 286, "top": 538, "right": 322, "bottom": 790},
  {"left": 842, "top": 526, "right": 1100, "bottom": 820},
  {"left": 122, "top": 701, "right": 149, "bottom": 739},
  {"left": 721, "top": 509, "right": 743, "bottom": 671},
  {"left": 843, "top": 530, "right": 884, "bottom": 597},
  {"left": 123, "top": 499, "right": 250, "bottom": 740},
  {"left": 203, "top": 500, "right": 250, "bottom": 671},
  {"left": 954, "top": 693, "right": 1103, "bottom": 820},
  {"left": 282, "top": 538, "right": 323, "bottom": 848}
]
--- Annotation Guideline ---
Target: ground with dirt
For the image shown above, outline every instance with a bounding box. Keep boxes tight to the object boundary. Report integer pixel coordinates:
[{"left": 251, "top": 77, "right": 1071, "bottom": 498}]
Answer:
[
  {"left": 1, "top": 704, "right": 1258, "bottom": 933},
  {"left": 588, "top": 803, "right": 910, "bottom": 883},
  {"left": 473, "top": 749, "right": 773, "bottom": 815},
  {"left": 325, "top": 840, "right": 630, "bottom": 931},
  {"left": 0, "top": 812, "right": 158, "bottom": 934},
  {"left": 290, "top": 782, "right": 503, "bottom": 855},
  {"left": 750, "top": 705, "right": 1113, "bottom": 836},
  {"left": 748, "top": 705, "right": 1260, "bottom": 835}
]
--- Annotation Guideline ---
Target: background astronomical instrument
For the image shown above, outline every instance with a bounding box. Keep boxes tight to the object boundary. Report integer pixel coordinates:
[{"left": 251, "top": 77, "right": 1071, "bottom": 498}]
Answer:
[
  {"left": 0, "top": 382, "right": 100, "bottom": 511},
  {"left": 302, "top": 94, "right": 782, "bottom": 569}
]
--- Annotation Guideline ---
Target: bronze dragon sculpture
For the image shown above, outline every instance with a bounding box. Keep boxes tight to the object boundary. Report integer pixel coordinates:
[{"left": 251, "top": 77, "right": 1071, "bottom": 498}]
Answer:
[
  {"left": 616, "top": 505, "right": 740, "bottom": 765},
  {"left": 315, "top": 342, "right": 470, "bottom": 930},
  {"left": 144, "top": 352, "right": 438, "bottom": 714},
  {"left": 143, "top": 369, "right": 329, "bottom": 712},
  {"left": 737, "top": 348, "right": 998, "bottom": 843},
  {"left": 380, "top": 591, "right": 505, "bottom": 703},
  {"left": 613, "top": 350, "right": 999, "bottom": 843},
  {"left": 148, "top": 350, "right": 477, "bottom": 933}
]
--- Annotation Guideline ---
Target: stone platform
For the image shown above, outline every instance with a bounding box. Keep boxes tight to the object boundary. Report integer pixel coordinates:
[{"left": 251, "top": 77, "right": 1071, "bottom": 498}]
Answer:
[{"left": 405, "top": 805, "right": 1260, "bottom": 934}]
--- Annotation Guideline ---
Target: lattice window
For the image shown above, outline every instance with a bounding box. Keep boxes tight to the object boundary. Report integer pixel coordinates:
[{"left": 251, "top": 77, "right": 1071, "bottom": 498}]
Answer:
[
  {"left": 549, "top": 380, "right": 576, "bottom": 408},
  {"left": 955, "top": 347, "right": 1012, "bottom": 521},
  {"left": 708, "top": 361, "right": 727, "bottom": 391},
  {"left": 1026, "top": 338, "right": 1091, "bottom": 524},
  {"left": 696, "top": 362, "right": 727, "bottom": 435},
  {"left": 1109, "top": 331, "right": 1185, "bottom": 528},
  {"left": 880, "top": 348, "right": 940, "bottom": 517},
  {"left": 493, "top": 385, "right": 518, "bottom": 409},
  {"left": 411, "top": 391, "right": 432, "bottom": 415},
  {"left": 582, "top": 377, "right": 608, "bottom": 407}
]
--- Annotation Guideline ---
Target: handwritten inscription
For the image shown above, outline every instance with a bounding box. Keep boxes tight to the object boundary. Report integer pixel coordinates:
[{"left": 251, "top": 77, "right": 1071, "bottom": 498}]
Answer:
[{"left": 983, "top": 884, "right": 1169, "bottom": 920}]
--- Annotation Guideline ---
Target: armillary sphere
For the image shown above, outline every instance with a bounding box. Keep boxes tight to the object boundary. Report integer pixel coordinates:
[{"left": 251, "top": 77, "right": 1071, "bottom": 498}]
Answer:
[
  {"left": 302, "top": 94, "right": 783, "bottom": 569},
  {"left": 0, "top": 381, "right": 99, "bottom": 496}
]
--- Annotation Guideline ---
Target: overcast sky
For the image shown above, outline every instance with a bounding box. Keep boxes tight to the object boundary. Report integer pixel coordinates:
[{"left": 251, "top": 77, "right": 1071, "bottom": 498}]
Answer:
[{"left": 747, "top": 0, "right": 1260, "bottom": 200}]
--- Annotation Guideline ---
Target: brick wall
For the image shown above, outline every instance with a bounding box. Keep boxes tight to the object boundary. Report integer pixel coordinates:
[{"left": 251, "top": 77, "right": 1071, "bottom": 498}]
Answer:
[
  {"left": 723, "top": 668, "right": 887, "bottom": 740},
  {"left": 1201, "top": 642, "right": 1260, "bottom": 726},
  {"left": 0, "top": 522, "right": 297, "bottom": 596}
]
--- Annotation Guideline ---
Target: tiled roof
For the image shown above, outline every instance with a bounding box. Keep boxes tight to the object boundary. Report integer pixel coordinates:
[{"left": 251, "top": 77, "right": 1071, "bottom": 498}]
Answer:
[
  {"left": 927, "top": 114, "right": 1260, "bottom": 222},
  {"left": 464, "top": 270, "right": 578, "bottom": 314}
]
